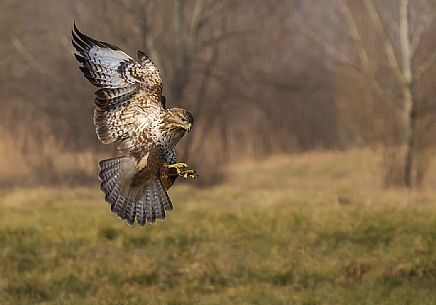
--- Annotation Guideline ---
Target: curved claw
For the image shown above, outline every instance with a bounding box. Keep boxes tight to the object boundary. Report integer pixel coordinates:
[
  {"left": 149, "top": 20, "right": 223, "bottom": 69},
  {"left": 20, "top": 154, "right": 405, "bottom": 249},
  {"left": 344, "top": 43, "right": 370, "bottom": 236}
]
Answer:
[
  {"left": 180, "top": 169, "right": 198, "bottom": 179},
  {"left": 167, "top": 162, "right": 189, "bottom": 174}
]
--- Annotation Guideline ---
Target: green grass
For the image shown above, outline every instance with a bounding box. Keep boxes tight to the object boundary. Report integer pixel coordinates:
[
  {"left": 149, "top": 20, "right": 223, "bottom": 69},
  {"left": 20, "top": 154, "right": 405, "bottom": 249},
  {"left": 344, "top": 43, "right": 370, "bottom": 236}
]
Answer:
[{"left": 0, "top": 150, "right": 435, "bottom": 304}]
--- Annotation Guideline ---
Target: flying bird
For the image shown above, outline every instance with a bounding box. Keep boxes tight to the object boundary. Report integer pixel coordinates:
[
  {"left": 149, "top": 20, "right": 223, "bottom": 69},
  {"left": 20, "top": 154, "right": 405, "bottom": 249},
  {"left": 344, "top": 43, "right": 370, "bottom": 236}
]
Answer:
[{"left": 72, "top": 23, "right": 197, "bottom": 226}]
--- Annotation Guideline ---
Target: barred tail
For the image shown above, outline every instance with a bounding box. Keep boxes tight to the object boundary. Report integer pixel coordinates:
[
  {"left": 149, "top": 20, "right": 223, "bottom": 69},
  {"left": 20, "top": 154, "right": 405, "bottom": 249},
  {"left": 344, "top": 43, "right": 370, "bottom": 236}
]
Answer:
[
  {"left": 136, "top": 179, "right": 173, "bottom": 226},
  {"left": 98, "top": 157, "right": 173, "bottom": 226}
]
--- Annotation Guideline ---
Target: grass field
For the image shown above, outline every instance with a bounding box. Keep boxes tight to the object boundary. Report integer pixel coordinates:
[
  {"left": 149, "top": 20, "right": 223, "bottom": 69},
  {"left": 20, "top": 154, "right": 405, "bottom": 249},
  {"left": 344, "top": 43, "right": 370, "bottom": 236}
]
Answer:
[{"left": 0, "top": 150, "right": 435, "bottom": 305}]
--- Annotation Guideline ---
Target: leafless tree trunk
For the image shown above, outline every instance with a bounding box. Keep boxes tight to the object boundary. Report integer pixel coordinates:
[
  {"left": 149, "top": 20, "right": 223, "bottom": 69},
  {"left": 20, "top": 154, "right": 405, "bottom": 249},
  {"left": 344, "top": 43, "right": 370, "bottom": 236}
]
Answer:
[
  {"left": 401, "top": 0, "right": 416, "bottom": 187},
  {"left": 305, "top": 0, "right": 435, "bottom": 188}
]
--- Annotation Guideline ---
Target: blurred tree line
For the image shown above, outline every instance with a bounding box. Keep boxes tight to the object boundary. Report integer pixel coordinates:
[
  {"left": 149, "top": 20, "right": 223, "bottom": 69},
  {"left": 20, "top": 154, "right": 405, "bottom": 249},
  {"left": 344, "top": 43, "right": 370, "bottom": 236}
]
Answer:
[{"left": 0, "top": 0, "right": 435, "bottom": 187}]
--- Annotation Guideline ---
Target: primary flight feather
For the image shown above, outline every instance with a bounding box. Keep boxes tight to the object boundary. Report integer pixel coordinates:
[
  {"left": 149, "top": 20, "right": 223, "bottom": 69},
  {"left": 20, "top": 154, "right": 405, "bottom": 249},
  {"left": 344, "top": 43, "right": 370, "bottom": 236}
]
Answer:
[{"left": 72, "top": 23, "right": 197, "bottom": 226}]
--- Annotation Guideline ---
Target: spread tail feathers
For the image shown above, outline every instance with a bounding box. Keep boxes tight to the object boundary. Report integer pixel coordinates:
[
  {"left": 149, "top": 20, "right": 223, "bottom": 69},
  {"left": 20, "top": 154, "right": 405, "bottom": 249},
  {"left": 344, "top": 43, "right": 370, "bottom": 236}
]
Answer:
[{"left": 98, "top": 157, "right": 173, "bottom": 226}]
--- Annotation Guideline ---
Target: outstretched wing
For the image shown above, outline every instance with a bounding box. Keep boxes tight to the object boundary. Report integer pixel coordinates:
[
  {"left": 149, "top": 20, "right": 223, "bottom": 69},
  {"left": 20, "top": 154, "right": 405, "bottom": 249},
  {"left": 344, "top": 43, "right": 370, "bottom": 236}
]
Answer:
[{"left": 72, "top": 23, "right": 165, "bottom": 155}]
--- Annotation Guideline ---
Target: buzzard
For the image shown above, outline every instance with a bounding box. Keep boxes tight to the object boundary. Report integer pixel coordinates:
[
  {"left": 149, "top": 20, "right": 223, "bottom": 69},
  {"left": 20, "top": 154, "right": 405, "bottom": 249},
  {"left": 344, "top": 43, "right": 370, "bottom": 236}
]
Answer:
[{"left": 72, "top": 24, "right": 197, "bottom": 226}]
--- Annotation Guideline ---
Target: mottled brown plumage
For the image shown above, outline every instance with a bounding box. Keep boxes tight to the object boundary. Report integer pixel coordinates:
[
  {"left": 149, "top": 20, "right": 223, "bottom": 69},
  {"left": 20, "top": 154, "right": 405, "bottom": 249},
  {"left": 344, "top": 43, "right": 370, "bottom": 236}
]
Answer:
[{"left": 72, "top": 23, "right": 196, "bottom": 226}]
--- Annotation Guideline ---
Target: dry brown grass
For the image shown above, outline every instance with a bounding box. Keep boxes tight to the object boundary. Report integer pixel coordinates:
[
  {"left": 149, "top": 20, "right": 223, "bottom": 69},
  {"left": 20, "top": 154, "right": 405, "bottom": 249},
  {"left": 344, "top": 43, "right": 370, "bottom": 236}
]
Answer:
[
  {"left": 0, "top": 149, "right": 435, "bottom": 305},
  {"left": 1, "top": 120, "right": 436, "bottom": 192},
  {"left": 0, "top": 128, "right": 105, "bottom": 186}
]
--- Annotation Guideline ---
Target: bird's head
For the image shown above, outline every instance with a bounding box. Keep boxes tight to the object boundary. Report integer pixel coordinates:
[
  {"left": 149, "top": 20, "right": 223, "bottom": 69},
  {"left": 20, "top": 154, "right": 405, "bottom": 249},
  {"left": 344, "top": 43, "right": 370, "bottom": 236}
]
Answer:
[
  {"left": 162, "top": 108, "right": 194, "bottom": 146},
  {"left": 166, "top": 108, "right": 194, "bottom": 132}
]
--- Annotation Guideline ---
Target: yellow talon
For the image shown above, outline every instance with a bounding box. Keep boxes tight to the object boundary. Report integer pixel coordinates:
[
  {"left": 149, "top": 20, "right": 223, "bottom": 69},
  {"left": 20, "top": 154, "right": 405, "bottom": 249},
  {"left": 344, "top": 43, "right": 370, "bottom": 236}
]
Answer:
[
  {"left": 167, "top": 162, "right": 189, "bottom": 174},
  {"left": 181, "top": 169, "right": 198, "bottom": 179}
]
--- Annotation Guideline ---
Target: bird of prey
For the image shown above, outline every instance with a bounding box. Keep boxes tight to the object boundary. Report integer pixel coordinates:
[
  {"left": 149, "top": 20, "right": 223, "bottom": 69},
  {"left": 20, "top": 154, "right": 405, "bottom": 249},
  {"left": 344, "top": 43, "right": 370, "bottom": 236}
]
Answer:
[{"left": 72, "top": 23, "right": 197, "bottom": 226}]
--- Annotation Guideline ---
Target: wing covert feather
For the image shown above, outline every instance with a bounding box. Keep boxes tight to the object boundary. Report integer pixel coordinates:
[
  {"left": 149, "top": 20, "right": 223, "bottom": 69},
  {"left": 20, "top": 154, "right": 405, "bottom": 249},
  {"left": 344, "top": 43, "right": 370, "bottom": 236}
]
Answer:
[{"left": 72, "top": 23, "right": 166, "bottom": 154}]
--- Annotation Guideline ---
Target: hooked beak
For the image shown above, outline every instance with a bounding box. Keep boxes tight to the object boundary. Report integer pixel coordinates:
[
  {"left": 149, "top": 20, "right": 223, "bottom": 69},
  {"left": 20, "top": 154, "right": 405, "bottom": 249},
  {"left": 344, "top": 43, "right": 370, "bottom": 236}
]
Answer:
[
  {"left": 185, "top": 122, "right": 192, "bottom": 132},
  {"left": 171, "top": 120, "right": 192, "bottom": 132}
]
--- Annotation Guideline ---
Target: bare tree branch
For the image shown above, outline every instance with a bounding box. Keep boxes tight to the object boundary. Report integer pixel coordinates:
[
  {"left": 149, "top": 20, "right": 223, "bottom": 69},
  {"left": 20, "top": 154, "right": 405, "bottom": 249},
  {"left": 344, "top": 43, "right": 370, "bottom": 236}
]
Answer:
[
  {"left": 300, "top": 25, "right": 353, "bottom": 66},
  {"left": 11, "top": 37, "right": 65, "bottom": 84},
  {"left": 363, "top": 0, "right": 405, "bottom": 84},
  {"left": 416, "top": 51, "right": 436, "bottom": 77},
  {"left": 410, "top": 3, "right": 433, "bottom": 55},
  {"left": 339, "top": 1, "right": 389, "bottom": 99}
]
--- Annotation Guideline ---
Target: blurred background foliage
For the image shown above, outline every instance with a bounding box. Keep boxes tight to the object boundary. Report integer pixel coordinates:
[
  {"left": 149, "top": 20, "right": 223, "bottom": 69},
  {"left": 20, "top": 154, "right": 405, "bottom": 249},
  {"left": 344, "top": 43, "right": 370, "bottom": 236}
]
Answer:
[
  {"left": 0, "top": 0, "right": 435, "bottom": 187},
  {"left": 1, "top": 2, "right": 436, "bottom": 304}
]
